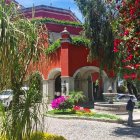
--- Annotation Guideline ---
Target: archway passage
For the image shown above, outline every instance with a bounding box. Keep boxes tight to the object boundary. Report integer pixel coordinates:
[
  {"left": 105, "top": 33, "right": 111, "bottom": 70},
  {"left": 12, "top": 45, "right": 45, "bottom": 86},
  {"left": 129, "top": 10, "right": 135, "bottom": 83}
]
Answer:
[
  {"left": 55, "top": 75, "right": 61, "bottom": 98},
  {"left": 73, "top": 66, "right": 107, "bottom": 102}
]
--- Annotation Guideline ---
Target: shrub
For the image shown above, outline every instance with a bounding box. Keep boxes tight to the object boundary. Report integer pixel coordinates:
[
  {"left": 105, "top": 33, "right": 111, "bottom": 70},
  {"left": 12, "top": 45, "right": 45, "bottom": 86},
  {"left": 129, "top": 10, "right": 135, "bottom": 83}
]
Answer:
[
  {"left": 28, "top": 72, "right": 42, "bottom": 102},
  {"left": 69, "top": 91, "right": 86, "bottom": 105},
  {"left": 0, "top": 132, "right": 66, "bottom": 140},
  {"left": 51, "top": 96, "right": 73, "bottom": 110}
]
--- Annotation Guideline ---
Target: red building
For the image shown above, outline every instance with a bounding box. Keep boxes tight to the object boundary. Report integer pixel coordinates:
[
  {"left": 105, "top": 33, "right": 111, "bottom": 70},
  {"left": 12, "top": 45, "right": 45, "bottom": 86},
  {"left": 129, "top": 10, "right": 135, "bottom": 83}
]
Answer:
[{"left": 21, "top": 5, "right": 116, "bottom": 102}]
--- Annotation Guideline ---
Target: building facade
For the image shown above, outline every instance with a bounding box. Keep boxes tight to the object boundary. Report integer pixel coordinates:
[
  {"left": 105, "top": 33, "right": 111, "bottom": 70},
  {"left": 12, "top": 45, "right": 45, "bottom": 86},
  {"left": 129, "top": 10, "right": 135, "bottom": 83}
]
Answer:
[{"left": 21, "top": 4, "right": 117, "bottom": 102}]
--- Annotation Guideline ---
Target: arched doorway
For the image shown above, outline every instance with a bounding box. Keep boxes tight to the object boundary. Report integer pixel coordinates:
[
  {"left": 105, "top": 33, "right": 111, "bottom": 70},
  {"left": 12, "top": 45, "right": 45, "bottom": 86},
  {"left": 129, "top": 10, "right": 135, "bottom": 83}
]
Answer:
[
  {"left": 55, "top": 75, "right": 61, "bottom": 98},
  {"left": 73, "top": 66, "right": 107, "bottom": 101},
  {"left": 47, "top": 68, "right": 61, "bottom": 101}
]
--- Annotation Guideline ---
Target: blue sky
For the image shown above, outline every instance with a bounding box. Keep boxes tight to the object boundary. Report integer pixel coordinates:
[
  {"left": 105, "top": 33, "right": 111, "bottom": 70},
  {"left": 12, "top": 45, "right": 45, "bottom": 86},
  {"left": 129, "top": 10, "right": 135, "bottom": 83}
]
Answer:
[{"left": 16, "top": 0, "right": 83, "bottom": 22}]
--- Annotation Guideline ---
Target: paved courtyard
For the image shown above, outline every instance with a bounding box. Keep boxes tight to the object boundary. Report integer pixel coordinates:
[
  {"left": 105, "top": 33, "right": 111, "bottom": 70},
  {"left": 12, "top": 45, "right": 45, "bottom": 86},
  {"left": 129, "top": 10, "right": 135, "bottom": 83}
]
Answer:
[{"left": 45, "top": 117, "right": 140, "bottom": 140}]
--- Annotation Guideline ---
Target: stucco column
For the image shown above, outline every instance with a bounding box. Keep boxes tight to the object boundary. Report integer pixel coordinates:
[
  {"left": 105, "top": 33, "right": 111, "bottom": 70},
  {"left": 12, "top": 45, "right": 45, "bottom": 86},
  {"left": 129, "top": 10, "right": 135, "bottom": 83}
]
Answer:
[
  {"left": 42, "top": 80, "right": 48, "bottom": 99},
  {"left": 81, "top": 78, "right": 88, "bottom": 99},
  {"left": 61, "top": 76, "right": 74, "bottom": 95},
  {"left": 60, "top": 27, "right": 71, "bottom": 76},
  {"left": 47, "top": 79, "right": 55, "bottom": 103}
]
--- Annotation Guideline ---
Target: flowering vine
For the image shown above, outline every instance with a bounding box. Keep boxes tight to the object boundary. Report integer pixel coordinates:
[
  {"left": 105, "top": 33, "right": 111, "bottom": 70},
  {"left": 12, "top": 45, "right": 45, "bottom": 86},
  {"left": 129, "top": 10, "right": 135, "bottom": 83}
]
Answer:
[{"left": 111, "top": 0, "right": 140, "bottom": 79}]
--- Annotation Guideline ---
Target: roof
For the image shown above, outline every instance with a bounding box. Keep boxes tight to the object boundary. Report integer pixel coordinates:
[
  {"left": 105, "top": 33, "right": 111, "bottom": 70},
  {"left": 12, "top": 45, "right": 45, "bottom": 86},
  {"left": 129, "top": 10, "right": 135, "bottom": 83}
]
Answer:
[{"left": 22, "top": 5, "right": 81, "bottom": 22}]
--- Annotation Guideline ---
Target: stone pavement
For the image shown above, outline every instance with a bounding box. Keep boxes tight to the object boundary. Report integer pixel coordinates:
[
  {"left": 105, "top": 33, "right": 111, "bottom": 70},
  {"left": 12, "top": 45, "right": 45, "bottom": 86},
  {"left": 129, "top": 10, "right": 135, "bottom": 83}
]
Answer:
[
  {"left": 116, "top": 109, "right": 140, "bottom": 122},
  {"left": 45, "top": 117, "right": 140, "bottom": 140}
]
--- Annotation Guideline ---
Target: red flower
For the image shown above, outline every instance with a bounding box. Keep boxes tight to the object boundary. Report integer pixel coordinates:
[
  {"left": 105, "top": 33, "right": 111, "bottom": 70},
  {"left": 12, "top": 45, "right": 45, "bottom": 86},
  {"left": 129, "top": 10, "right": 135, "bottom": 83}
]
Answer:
[
  {"left": 127, "top": 54, "right": 133, "bottom": 60},
  {"left": 73, "top": 106, "right": 80, "bottom": 111},
  {"left": 130, "top": 7, "right": 136, "bottom": 16},
  {"left": 135, "top": 64, "right": 140, "bottom": 69},
  {"left": 124, "top": 30, "right": 129, "bottom": 36},
  {"left": 114, "top": 39, "right": 122, "bottom": 48},
  {"left": 113, "top": 47, "right": 119, "bottom": 52},
  {"left": 84, "top": 108, "right": 91, "bottom": 113}
]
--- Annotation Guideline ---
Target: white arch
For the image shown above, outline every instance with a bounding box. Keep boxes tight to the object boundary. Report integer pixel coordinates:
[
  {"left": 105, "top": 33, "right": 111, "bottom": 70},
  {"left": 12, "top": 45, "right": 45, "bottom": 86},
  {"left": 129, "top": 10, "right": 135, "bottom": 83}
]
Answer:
[
  {"left": 48, "top": 68, "right": 61, "bottom": 80},
  {"left": 73, "top": 66, "right": 108, "bottom": 79}
]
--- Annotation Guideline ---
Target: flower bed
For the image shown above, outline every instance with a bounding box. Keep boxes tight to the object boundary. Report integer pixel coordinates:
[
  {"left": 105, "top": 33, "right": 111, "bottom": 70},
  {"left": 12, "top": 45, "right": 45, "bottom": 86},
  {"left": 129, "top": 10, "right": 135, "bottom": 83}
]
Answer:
[
  {"left": 0, "top": 132, "right": 66, "bottom": 140},
  {"left": 47, "top": 106, "right": 121, "bottom": 122},
  {"left": 49, "top": 96, "right": 122, "bottom": 122}
]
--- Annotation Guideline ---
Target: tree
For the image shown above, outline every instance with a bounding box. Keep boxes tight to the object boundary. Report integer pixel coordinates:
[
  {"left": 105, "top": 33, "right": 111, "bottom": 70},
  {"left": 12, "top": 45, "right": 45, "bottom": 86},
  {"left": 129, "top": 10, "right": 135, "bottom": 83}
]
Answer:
[
  {"left": 112, "top": 0, "right": 140, "bottom": 78},
  {"left": 74, "top": 0, "right": 115, "bottom": 69},
  {"left": 111, "top": 0, "right": 140, "bottom": 98},
  {"left": 74, "top": 0, "right": 116, "bottom": 99},
  {"left": 0, "top": 1, "right": 48, "bottom": 139}
]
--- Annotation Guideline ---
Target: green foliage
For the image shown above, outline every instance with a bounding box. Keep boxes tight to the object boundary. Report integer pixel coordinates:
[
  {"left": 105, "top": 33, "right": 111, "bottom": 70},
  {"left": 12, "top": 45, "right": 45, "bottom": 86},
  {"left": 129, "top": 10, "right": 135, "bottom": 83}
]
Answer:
[
  {"left": 59, "top": 99, "right": 73, "bottom": 111},
  {"left": 48, "top": 109, "right": 76, "bottom": 115},
  {"left": 0, "top": 87, "right": 44, "bottom": 140},
  {"left": 46, "top": 37, "right": 90, "bottom": 55},
  {"left": 137, "top": 101, "right": 140, "bottom": 109},
  {"left": 0, "top": 132, "right": 66, "bottom": 140},
  {"left": 29, "top": 72, "right": 42, "bottom": 102},
  {"left": 76, "top": 111, "right": 95, "bottom": 117},
  {"left": 46, "top": 39, "right": 61, "bottom": 55},
  {"left": 47, "top": 109, "right": 121, "bottom": 121},
  {"left": 74, "top": 0, "right": 115, "bottom": 69},
  {"left": 93, "top": 113, "right": 120, "bottom": 120},
  {"left": 71, "top": 36, "right": 90, "bottom": 48},
  {"left": 32, "top": 17, "right": 83, "bottom": 27},
  {"left": 24, "top": 132, "right": 66, "bottom": 140},
  {"left": 69, "top": 91, "right": 86, "bottom": 105},
  {"left": 0, "top": 2, "right": 48, "bottom": 140}
]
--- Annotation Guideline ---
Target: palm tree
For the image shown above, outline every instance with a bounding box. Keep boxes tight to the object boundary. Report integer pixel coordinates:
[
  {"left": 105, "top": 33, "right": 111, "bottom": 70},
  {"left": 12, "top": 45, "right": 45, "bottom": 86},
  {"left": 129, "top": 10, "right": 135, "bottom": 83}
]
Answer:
[{"left": 0, "top": 1, "right": 48, "bottom": 139}]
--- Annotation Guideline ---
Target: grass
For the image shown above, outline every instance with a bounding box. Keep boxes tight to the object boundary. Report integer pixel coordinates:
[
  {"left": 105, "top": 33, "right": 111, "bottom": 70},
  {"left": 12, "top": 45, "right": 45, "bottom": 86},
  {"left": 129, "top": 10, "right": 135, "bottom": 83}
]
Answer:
[
  {"left": 47, "top": 109, "right": 121, "bottom": 121},
  {"left": 47, "top": 109, "right": 76, "bottom": 115},
  {"left": 93, "top": 113, "right": 120, "bottom": 120}
]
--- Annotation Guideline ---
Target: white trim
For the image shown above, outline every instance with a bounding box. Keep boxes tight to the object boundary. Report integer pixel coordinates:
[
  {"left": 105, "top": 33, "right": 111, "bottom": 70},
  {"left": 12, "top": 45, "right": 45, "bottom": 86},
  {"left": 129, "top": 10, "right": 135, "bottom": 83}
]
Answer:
[
  {"left": 73, "top": 66, "right": 108, "bottom": 78},
  {"left": 48, "top": 68, "right": 61, "bottom": 80}
]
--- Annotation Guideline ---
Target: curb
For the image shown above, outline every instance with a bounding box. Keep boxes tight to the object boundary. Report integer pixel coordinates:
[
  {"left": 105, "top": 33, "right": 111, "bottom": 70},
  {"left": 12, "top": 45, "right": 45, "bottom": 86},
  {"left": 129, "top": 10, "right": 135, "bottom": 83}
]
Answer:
[{"left": 45, "top": 114, "right": 125, "bottom": 124}]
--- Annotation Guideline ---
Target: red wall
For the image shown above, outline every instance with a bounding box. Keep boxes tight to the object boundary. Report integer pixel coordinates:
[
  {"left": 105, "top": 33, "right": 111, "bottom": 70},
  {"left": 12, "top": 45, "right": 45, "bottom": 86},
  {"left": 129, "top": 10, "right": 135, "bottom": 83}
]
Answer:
[
  {"left": 28, "top": 48, "right": 61, "bottom": 80},
  {"left": 28, "top": 42, "right": 114, "bottom": 80},
  {"left": 68, "top": 45, "right": 99, "bottom": 76}
]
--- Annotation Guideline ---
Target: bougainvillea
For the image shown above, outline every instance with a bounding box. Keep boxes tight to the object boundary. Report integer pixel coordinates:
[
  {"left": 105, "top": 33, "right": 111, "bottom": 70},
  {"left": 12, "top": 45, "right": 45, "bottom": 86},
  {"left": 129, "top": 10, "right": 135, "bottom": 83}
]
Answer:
[
  {"left": 51, "top": 96, "right": 66, "bottom": 109},
  {"left": 111, "top": 0, "right": 140, "bottom": 79},
  {"left": 51, "top": 96, "right": 73, "bottom": 110}
]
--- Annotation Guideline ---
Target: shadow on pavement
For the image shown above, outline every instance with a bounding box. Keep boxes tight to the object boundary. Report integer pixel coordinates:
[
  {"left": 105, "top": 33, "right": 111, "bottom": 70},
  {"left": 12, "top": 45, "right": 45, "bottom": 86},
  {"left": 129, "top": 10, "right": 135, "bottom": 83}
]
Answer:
[{"left": 113, "top": 123, "right": 140, "bottom": 138}]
